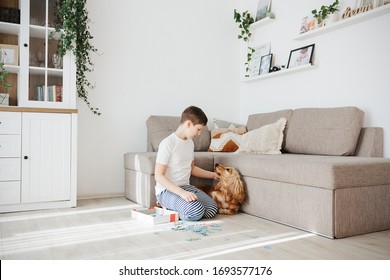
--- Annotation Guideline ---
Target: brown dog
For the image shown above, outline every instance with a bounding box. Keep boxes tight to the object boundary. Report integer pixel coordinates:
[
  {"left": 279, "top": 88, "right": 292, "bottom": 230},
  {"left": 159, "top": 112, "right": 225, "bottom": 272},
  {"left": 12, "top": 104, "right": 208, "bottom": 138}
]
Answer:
[{"left": 198, "top": 163, "right": 246, "bottom": 215}]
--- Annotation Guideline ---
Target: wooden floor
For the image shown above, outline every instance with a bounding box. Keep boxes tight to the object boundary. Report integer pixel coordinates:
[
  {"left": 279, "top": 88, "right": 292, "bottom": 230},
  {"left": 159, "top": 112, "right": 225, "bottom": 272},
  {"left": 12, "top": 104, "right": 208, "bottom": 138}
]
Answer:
[{"left": 0, "top": 197, "right": 389, "bottom": 260}]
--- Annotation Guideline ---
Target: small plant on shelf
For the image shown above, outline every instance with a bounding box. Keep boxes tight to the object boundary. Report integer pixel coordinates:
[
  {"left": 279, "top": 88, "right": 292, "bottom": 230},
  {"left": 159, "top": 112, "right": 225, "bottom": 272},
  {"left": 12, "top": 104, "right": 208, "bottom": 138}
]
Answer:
[
  {"left": 0, "top": 52, "right": 11, "bottom": 93},
  {"left": 53, "top": 0, "right": 100, "bottom": 115},
  {"left": 312, "top": 0, "right": 340, "bottom": 25},
  {"left": 233, "top": 9, "right": 255, "bottom": 76}
]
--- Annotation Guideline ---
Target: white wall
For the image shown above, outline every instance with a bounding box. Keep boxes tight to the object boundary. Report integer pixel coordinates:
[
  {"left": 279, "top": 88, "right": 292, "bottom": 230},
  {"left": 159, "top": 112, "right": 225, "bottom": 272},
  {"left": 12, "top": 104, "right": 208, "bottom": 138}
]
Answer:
[
  {"left": 77, "top": 0, "right": 240, "bottom": 198},
  {"left": 238, "top": 0, "right": 390, "bottom": 157}
]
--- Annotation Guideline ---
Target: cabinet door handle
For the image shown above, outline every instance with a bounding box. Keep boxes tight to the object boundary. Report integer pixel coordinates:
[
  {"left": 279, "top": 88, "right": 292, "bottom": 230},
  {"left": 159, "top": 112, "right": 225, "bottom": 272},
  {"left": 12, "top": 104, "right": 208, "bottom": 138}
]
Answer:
[
  {"left": 24, "top": 156, "right": 28, "bottom": 160},
  {"left": 24, "top": 43, "right": 28, "bottom": 47}
]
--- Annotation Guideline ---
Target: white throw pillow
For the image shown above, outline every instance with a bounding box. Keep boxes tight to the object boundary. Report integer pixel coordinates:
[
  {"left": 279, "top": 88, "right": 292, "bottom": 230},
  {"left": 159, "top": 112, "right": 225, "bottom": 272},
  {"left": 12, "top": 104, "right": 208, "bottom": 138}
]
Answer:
[{"left": 236, "top": 118, "right": 287, "bottom": 154}]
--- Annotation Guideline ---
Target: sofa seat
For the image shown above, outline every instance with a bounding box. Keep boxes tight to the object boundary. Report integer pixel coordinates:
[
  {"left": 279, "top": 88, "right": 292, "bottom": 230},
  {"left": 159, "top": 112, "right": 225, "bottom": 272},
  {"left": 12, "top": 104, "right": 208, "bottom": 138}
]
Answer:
[
  {"left": 214, "top": 153, "right": 390, "bottom": 190},
  {"left": 125, "top": 151, "right": 390, "bottom": 238}
]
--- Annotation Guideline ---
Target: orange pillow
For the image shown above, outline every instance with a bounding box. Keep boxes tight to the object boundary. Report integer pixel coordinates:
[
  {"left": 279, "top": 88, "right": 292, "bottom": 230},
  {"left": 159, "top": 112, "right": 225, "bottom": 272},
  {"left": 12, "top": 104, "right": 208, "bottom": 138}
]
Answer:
[{"left": 208, "top": 126, "right": 247, "bottom": 152}]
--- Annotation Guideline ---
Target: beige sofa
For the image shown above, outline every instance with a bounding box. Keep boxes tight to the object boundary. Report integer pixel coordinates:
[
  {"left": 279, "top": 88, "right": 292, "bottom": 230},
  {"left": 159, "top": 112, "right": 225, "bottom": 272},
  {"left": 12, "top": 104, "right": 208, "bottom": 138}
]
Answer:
[{"left": 124, "top": 107, "right": 390, "bottom": 238}]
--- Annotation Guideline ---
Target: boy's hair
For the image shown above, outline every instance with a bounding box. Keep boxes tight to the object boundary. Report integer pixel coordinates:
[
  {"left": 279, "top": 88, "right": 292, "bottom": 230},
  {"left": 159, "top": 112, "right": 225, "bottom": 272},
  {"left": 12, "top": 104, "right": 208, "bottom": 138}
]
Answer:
[{"left": 180, "top": 106, "right": 208, "bottom": 126}]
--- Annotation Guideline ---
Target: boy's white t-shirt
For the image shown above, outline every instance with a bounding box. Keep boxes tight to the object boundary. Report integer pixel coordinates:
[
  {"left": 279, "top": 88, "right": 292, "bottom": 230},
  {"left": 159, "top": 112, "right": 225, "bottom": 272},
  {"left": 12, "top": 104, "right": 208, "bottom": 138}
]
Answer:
[{"left": 155, "top": 133, "right": 194, "bottom": 196}]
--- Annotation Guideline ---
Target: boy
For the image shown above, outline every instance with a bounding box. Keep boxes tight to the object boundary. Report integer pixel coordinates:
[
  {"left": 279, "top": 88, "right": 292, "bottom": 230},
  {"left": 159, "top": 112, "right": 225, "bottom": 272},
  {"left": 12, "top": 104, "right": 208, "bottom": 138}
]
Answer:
[{"left": 155, "top": 106, "right": 219, "bottom": 221}]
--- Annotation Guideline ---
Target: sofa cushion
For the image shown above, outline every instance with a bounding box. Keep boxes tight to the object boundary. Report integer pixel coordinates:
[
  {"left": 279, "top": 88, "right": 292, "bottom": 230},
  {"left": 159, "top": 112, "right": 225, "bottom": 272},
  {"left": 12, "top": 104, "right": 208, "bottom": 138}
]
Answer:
[
  {"left": 247, "top": 109, "right": 293, "bottom": 150},
  {"left": 246, "top": 109, "right": 293, "bottom": 131},
  {"left": 237, "top": 118, "right": 287, "bottom": 154},
  {"left": 213, "top": 153, "right": 390, "bottom": 190},
  {"left": 284, "top": 107, "right": 364, "bottom": 156},
  {"left": 146, "top": 116, "right": 211, "bottom": 152},
  {"left": 213, "top": 118, "right": 246, "bottom": 129},
  {"left": 208, "top": 124, "right": 246, "bottom": 152}
]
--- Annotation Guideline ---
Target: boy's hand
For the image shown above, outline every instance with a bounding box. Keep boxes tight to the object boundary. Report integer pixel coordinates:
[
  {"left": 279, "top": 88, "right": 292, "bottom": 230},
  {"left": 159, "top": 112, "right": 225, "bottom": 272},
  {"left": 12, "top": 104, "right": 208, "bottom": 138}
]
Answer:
[
  {"left": 213, "top": 172, "right": 220, "bottom": 181},
  {"left": 180, "top": 190, "right": 198, "bottom": 202}
]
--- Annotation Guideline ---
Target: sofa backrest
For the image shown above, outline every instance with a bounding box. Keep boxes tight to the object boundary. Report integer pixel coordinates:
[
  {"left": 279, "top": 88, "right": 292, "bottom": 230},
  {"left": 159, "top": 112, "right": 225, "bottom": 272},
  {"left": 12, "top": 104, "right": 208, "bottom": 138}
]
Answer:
[
  {"left": 246, "top": 109, "right": 294, "bottom": 149},
  {"left": 284, "top": 107, "right": 364, "bottom": 156},
  {"left": 355, "top": 127, "right": 383, "bottom": 157},
  {"left": 146, "top": 115, "right": 211, "bottom": 152}
]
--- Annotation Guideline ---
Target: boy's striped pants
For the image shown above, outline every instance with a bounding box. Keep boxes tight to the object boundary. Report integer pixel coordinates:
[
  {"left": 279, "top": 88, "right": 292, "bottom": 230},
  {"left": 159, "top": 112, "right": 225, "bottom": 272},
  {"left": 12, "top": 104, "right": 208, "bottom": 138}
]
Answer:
[{"left": 156, "top": 185, "right": 218, "bottom": 221}]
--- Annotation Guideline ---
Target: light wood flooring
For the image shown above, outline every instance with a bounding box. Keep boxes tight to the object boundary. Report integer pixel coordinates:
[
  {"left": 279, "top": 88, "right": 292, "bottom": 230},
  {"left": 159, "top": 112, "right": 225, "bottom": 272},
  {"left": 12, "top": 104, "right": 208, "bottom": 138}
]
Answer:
[{"left": 0, "top": 197, "right": 389, "bottom": 260}]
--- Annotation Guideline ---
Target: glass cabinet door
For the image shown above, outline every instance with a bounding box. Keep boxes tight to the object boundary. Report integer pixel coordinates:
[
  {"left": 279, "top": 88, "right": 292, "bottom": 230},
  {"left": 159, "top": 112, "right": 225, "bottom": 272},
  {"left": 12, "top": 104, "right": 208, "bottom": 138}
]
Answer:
[
  {"left": 18, "top": 0, "right": 74, "bottom": 109},
  {"left": 0, "top": 0, "right": 20, "bottom": 106}
]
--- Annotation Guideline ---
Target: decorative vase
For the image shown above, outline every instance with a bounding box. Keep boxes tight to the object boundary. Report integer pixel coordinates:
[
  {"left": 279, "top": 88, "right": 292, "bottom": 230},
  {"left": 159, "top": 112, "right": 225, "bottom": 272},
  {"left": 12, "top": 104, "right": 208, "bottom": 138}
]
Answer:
[
  {"left": 325, "top": 13, "right": 339, "bottom": 26},
  {"left": 0, "top": 93, "right": 9, "bottom": 106}
]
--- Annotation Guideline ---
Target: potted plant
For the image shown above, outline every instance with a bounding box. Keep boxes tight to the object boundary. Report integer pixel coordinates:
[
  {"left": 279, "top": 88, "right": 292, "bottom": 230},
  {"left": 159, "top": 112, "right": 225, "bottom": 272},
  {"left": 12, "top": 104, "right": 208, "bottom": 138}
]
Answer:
[
  {"left": 233, "top": 9, "right": 255, "bottom": 76},
  {"left": 0, "top": 52, "right": 11, "bottom": 106},
  {"left": 312, "top": 0, "right": 340, "bottom": 26}
]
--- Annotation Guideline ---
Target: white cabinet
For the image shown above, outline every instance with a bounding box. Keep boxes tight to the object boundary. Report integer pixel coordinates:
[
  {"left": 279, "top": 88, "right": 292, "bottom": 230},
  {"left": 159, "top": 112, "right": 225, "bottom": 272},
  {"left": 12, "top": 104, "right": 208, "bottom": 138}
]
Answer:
[
  {"left": 21, "top": 112, "right": 71, "bottom": 203},
  {"left": 0, "top": 0, "right": 77, "bottom": 212},
  {"left": 0, "top": 111, "right": 77, "bottom": 212},
  {"left": 0, "top": 112, "right": 21, "bottom": 206}
]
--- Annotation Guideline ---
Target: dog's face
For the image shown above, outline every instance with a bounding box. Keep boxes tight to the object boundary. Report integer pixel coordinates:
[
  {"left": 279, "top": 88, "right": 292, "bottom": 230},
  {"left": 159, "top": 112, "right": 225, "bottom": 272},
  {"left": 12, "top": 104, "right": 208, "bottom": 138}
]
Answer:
[
  {"left": 214, "top": 164, "right": 245, "bottom": 204},
  {"left": 215, "top": 164, "right": 240, "bottom": 180}
]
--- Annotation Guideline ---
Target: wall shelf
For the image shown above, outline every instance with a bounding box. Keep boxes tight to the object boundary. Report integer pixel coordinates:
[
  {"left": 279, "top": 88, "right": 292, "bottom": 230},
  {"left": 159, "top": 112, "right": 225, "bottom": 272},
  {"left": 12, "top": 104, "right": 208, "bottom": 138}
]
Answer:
[
  {"left": 295, "top": 4, "right": 390, "bottom": 40},
  {"left": 242, "top": 64, "right": 316, "bottom": 82},
  {"left": 249, "top": 16, "right": 275, "bottom": 31},
  {"left": 0, "top": 21, "right": 20, "bottom": 35},
  {"left": 4, "top": 65, "right": 19, "bottom": 74}
]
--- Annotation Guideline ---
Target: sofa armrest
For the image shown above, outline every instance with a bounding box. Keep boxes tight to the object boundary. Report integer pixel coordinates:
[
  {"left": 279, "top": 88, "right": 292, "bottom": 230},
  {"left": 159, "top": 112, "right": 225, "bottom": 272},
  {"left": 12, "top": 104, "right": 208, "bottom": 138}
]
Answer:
[{"left": 355, "top": 127, "right": 383, "bottom": 157}]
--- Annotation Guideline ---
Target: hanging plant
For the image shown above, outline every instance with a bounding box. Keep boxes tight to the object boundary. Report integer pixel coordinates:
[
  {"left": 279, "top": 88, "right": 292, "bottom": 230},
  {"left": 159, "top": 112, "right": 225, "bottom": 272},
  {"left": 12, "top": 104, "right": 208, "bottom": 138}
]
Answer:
[
  {"left": 233, "top": 9, "right": 255, "bottom": 76},
  {"left": 53, "top": 0, "right": 100, "bottom": 115}
]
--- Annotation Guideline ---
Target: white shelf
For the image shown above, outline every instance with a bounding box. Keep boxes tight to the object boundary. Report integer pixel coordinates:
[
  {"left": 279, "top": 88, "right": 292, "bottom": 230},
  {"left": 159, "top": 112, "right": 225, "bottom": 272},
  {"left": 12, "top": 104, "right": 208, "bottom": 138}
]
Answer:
[
  {"left": 0, "top": 21, "right": 20, "bottom": 35},
  {"left": 47, "top": 68, "right": 63, "bottom": 77},
  {"left": 29, "top": 26, "right": 60, "bottom": 39},
  {"left": 295, "top": 4, "right": 390, "bottom": 40},
  {"left": 249, "top": 17, "right": 275, "bottom": 31},
  {"left": 4, "top": 65, "right": 19, "bottom": 74},
  {"left": 242, "top": 64, "right": 316, "bottom": 82}
]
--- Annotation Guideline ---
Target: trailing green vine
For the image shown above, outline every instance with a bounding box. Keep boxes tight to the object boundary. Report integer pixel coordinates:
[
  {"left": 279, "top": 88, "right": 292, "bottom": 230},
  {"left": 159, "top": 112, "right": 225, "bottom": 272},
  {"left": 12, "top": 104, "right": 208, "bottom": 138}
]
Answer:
[
  {"left": 233, "top": 9, "right": 255, "bottom": 76},
  {"left": 53, "top": 0, "right": 100, "bottom": 115}
]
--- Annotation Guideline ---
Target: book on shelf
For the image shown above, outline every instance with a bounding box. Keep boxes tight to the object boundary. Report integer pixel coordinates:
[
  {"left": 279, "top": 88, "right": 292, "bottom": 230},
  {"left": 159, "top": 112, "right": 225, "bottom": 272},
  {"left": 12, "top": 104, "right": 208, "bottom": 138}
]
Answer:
[{"left": 36, "top": 85, "right": 62, "bottom": 102}]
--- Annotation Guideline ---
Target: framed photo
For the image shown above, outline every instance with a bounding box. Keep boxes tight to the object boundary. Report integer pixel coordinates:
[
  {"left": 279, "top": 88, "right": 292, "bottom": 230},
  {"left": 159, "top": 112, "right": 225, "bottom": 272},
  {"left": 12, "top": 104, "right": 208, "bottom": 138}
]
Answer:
[
  {"left": 287, "top": 44, "right": 315, "bottom": 69},
  {"left": 339, "top": 0, "right": 357, "bottom": 15},
  {"left": 0, "top": 44, "right": 18, "bottom": 66},
  {"left": 259, "top": 53, "right": 273, "bottom": 75},
  {"left": 356, "top": 0, "right": 375, "bottom": 8},
  {"left": 249, "top": 42, "right": 271, "bottom": 77},
  {"left": 255, "top": 0, "right": 271, "bottom": 21}
]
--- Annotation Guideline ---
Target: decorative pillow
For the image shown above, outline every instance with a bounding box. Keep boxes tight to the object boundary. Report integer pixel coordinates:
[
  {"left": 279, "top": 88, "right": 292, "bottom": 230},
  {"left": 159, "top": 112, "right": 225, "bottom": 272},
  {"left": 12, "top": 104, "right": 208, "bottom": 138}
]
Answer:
[
  {"left": 236, "top": 118, "right": 287, "bottom": 155},
  {"left": 208, "top": 124, "right": 247, "bottom": 152},
  {"left": 213, "top": 118, "right": 246, "bottom": 129}
]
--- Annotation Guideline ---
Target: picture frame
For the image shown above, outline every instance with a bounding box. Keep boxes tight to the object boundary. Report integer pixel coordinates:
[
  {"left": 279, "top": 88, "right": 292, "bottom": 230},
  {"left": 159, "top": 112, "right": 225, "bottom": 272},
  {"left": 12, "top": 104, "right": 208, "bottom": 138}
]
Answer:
[
  {"left": 0, "top": 44, "right": 18, "bottom": 66},
  {"left": 356, "top": 0, "right": 375, "bottom": 8},
  {"left": 287, "top": 44, "right": 315, "bottom": 69},
  {"left": 249, "top": 42, "right": 271, "bottom": 77},
  {"left": 259, "top": 53, "right": 273, "bottom": 75},
  {"left": 255, "top": 0, "right": 272, "bottom": 21}
]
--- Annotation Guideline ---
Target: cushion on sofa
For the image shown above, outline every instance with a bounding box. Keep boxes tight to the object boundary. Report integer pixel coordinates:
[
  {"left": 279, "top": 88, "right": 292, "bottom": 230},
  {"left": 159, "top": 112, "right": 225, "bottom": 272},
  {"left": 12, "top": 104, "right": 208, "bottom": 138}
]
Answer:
[
  {"left": 284, "top": 107, "right": 364, "bottom": 156},
  {"left": 146, "top": 115, "right": 211, "bottom": 152},
  {"left": 237, "top": 118, "right": 287, "bottom": 154},
  {"left": 208, "top": 124, "right": 247, "bottom": 152},
  {"left": 213, "top": 153, "right": 390, "bottom": 190},
  {"left": 213, "top": 118, "right": 246, "bottom": 129}
]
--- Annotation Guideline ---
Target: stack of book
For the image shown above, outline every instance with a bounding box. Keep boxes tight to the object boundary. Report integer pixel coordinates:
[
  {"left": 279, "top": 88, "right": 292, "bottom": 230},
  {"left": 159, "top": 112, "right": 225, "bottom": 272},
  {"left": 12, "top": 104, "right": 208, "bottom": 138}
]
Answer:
[{"left": 36, "top": 85, "right": 62, "bottom": 102}]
